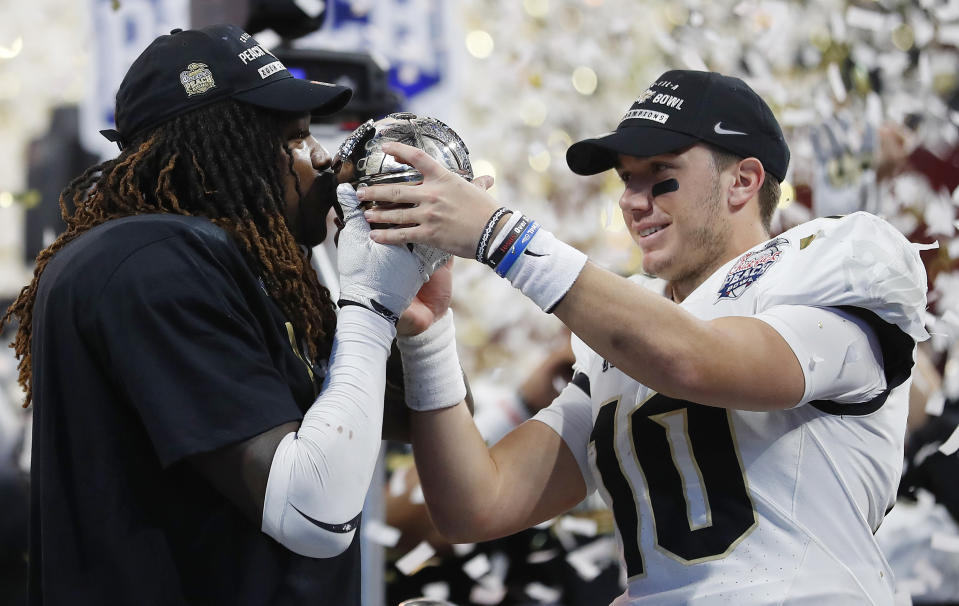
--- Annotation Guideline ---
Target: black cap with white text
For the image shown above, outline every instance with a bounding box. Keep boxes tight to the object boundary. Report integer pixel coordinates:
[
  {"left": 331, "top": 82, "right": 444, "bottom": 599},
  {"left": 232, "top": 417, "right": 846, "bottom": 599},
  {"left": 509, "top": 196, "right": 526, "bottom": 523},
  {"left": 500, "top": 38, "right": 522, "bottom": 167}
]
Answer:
[
  {"left": 100, "top": 24, "right": 352, "bottom": 148},
  {"left": 566, "top": 70, "right": 790, "bottom": 182}
]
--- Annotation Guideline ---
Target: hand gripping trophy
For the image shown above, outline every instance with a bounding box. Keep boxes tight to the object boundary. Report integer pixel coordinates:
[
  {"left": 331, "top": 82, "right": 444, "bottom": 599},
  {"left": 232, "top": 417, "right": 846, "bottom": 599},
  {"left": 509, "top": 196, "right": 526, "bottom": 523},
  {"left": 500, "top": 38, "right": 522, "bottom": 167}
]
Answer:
[{"left": 333, "top": 112, "right": 474, "bottom": 275}]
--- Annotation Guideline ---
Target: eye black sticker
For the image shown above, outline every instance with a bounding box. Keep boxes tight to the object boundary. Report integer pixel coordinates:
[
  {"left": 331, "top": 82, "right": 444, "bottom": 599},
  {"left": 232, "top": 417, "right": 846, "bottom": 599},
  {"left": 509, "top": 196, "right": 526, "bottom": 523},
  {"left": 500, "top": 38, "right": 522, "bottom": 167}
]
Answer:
[{"left": 651, "top": 178, "right": 679, "bottom": 197}]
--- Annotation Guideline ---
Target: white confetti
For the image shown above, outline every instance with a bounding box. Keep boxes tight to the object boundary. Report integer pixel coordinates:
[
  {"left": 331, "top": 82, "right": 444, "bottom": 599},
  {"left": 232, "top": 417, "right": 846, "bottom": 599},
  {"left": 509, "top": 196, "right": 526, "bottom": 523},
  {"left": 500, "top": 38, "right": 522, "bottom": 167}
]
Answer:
[
  {"left": 422, "top": 581, "right": 451, "bottom": 600},
  {"left": 938, "top": 424, "right": 959, "bottom": 456},
  {"left": 362, "top": 519, "right": 401, "bottom": 548},
  {"left": 462, "top": 552, "right": 492, "bottom": 580},
  {"left": 389, "top": 466, "right": 409, "bottom": 497},
  {"left": 566, "top": 551, "right": 601, "bottom": 581},
  {"left": 938, "top": 24, "right": 959, "bottom": 46},
  {"left": 525, "top": 582, "right": 562, "bottom": 603},
  {"left": 565, "top": 536, "right": 617, "bottom": 581},
  {"left": 827, "top": 63, "right": 847, "bottom": 103},
  {"left": 558, "top": 515, "right": 599, "bottom": 537},
  {"left": 410, "top": 483, "right": 425, "bottom": 505},
  {"left": 470, "top": 577, "right": 507, "bottom": 605},
  {"left": 924, "top": 391, "right": 946, "bottom": 417},
  {"left": 395, "top": 541, "right": 436, "bottom": 576},
  {"left": 452, "top": 542, "right": 476, "bottom": 557},
  {"left": 526, "top": 548, "right": 559, "bottom": 564}
]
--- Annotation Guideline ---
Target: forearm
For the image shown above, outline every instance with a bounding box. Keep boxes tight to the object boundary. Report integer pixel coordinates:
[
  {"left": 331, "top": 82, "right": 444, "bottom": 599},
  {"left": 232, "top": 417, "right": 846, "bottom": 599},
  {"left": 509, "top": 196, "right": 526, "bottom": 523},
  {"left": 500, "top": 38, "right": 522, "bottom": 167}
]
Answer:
[
  {"left": 261, "top": 306, "right": 393, "bottom": 557},
  {"left": 552, "top": 262, "right": 802, "bottom": 408},
  {"left": 408, "top": 403, "right": 505, "bottom": 542}
]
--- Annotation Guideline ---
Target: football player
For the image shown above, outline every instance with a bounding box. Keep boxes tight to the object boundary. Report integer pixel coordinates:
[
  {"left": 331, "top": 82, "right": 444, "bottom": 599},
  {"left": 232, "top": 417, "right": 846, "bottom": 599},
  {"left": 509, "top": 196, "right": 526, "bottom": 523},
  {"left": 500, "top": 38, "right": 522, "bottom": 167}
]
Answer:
[{"left": 348, "top": 70, "right": 929, "bottom": 603}]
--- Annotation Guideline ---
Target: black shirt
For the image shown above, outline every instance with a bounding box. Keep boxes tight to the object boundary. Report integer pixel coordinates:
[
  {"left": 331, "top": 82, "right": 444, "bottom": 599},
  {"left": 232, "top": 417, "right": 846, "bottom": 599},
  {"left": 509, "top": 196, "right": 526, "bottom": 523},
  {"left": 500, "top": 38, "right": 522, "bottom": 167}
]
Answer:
[{"left": 28, "top": 214, "right": 360, "bottom": 605}]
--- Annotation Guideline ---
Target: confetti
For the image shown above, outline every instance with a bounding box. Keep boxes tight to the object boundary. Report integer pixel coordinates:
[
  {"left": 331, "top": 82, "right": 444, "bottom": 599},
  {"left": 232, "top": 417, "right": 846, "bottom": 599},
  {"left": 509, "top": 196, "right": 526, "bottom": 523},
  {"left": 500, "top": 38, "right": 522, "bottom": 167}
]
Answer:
[
  {"left": 558, "top": 515, "right": 599, "bottom": 537},
  {"left": 409, "top": 484, "right": 425, "bottom": 505},
  {"left": 470, "top": 577, "right": 507, "bottom": 605},
  {"left": 389, "top": 466, "right": 409, "bottom": 497},
  {"left": 526, "top": 582, "right": 562, "bottom": 603},
  {"left": 526, "top": 548, "right": 560, "bottom": 564},
  {"left": 938, "top": 424, "right": 959, "bottom": 456},
  {"left": 362, "top": 519, "right": 401, "bottom": 548},
  {"left": 924, "top": 391, "right": 946, "bottom": 417},
  {"left": 422, "top": 581, "right": 451, "bottom": 600},
  {"left": 452, "top": 542, "right": 476, "bottom": 557},
  {"left": 462, "top": 552, "right": 492, "bottom": 580},
  {"left": 565, "top": 536, "right": 617, "bottom": 581},
  {"left": 395, "top": 541, "right": 436, "bottom": 576}
]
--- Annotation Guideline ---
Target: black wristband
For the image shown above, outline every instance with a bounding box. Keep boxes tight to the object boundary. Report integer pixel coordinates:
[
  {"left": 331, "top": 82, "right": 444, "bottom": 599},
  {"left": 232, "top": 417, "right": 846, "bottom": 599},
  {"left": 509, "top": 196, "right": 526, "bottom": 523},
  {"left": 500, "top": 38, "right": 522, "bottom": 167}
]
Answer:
[
  {"left": 475, "top": 207, "right": 511, "bottom": 263},
  {"left": 338, "top": 299, "right": 400, "bottom": 325},
  {"left": 486, "top": 215, "right": 529, "bottom": 269}
]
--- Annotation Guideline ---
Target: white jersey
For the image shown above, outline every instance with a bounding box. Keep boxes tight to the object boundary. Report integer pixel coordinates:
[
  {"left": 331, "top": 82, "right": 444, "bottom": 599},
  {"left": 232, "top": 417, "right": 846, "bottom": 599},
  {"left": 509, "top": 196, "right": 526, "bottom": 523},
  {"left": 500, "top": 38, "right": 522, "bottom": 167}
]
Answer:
[{"left": 535, "top": 212, "right": 928, "bottom": 605}]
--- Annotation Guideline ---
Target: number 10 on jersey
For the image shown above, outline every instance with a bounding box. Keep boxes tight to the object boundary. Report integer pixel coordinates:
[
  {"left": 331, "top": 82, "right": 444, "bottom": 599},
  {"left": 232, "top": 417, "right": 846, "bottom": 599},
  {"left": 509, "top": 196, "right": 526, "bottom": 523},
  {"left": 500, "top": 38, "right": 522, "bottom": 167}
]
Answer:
[{"left": 590, "top": 394, "right": 757, "bottom": 578}]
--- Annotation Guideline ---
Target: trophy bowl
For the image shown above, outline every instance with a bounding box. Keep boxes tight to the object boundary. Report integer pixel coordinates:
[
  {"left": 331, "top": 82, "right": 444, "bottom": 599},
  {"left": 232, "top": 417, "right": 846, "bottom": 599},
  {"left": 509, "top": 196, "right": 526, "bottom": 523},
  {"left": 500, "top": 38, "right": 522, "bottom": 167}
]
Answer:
[
  {"left": 335, "top": 112, "right": 473, "bottom": 188},
  {"left": 333, "top": 112, "right": 473, "bottom": 235}
]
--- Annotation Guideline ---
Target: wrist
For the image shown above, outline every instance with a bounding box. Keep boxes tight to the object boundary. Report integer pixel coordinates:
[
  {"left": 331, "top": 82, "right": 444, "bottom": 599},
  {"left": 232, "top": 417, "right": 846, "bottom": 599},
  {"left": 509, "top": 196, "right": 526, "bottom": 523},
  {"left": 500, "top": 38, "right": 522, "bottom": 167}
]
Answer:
[
  {"left": 336, "top": 304, "right": 397, "bottom": 348},
  {"left": 475, "top": 207, "right": 513, "bottom": 263},
  {"left": 397, "top": 310, "right": 467, "bottom": 411},
  {"left": 488, "top": 217, "right": 588, "bottom": 313}
]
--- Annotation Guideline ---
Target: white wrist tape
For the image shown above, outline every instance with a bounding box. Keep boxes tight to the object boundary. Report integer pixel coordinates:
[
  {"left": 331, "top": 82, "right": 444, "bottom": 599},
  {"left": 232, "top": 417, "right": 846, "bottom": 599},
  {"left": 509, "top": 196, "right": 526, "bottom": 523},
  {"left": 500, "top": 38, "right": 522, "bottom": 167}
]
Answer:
[
  {"left": 397, "top": 310, "right": 467, "bottom": 411},
  {"left": 503, "top": 224, "right": 587, "bottom": 313},
  {"left": 261, "top": 305, "right": 394, "bottom": 558}
]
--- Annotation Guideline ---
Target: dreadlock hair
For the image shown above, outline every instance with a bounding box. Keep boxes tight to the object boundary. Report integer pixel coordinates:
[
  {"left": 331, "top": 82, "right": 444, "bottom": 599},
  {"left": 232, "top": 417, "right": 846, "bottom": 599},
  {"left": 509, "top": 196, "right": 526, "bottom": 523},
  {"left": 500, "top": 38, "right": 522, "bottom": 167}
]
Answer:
[{"left": 3, "top": 99, "right": 338, "bottom": 408}]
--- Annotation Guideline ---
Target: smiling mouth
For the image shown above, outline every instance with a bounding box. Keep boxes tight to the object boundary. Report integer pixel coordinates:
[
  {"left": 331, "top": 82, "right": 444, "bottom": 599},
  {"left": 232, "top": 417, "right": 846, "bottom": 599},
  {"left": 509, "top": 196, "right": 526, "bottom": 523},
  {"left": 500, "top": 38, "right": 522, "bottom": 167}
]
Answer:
[{"left": 639, "top": 225, "right": 667, "bottom": 237}]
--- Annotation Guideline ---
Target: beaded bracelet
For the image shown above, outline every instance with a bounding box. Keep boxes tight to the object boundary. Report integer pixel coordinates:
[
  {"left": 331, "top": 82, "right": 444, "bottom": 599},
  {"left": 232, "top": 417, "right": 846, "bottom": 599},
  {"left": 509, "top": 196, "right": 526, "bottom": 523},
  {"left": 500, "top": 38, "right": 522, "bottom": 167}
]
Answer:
[
  {"left": 486, "top": 215, "right": 530, "bottom": 269},
  {"left": 475, "top": 207, "right": 511, "bottom": 263},
  {"left": 494, "top": 220, "right": 540, "bottom": 278}
]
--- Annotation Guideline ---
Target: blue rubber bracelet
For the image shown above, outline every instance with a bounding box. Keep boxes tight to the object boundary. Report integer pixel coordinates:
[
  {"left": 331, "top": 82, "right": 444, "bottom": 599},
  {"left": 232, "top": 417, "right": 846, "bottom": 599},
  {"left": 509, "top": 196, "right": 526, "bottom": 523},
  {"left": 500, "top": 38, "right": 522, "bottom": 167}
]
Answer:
[{"left": 495, "top": 220, "right": 540, "bottom": 277}]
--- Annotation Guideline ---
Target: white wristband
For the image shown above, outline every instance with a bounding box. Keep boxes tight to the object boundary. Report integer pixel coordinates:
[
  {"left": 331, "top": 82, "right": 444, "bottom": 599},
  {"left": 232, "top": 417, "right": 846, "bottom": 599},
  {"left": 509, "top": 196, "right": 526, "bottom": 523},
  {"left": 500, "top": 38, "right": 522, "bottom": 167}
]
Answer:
[
  {"left": 504, "top": 225, "right": 587, "bottom": 312},
  {"left": 397, "top": 310, "right": 467, "bottom": 411}
]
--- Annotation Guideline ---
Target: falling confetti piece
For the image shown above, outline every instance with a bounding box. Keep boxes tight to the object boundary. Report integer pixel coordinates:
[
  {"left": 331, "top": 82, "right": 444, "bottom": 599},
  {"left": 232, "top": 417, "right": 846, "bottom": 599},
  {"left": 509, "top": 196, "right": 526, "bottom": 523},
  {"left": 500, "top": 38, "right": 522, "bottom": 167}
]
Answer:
[
  {"left": 396, "top": 541, "right": 436, "bottom": 576},
  {"left": 362, "top": 519, "right": 401, "bottom": 548}
]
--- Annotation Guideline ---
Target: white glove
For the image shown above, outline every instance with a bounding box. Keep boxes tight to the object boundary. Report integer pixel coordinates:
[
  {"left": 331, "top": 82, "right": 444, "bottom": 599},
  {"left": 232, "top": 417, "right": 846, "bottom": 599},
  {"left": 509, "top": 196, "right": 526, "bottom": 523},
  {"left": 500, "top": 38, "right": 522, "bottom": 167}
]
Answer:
[{"left": 337, "top": 183, "right": 433, "bottom": 323}]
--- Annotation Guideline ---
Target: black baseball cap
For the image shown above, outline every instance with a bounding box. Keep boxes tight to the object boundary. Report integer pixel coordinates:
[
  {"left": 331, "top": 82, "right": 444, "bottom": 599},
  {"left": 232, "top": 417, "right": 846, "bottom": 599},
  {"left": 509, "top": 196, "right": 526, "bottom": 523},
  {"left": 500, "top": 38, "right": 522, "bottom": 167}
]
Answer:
[
  {"left": 100, "top": 24, "right": 352, "bottom": 148},
  {"left": 566, "top": 70, "right": 790, "bottom": 182}
]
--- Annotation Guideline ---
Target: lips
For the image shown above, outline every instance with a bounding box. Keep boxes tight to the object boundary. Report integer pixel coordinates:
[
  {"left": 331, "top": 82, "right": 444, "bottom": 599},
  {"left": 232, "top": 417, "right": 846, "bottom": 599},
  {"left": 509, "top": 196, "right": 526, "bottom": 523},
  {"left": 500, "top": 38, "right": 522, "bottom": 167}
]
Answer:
[{"left": 637, "top": 223, "right": 669, "bottom": 238}]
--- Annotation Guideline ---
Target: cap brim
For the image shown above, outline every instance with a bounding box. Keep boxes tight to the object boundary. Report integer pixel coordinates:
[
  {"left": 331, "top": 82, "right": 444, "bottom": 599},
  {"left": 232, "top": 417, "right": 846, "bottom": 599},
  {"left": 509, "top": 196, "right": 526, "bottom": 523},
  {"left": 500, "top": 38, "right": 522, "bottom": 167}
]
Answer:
[
  {"left": 234, "top": 76, "right": 352, "bottom": 116},
  {"left": 566, "top": 127, "right": 700, "bottom": 175}
]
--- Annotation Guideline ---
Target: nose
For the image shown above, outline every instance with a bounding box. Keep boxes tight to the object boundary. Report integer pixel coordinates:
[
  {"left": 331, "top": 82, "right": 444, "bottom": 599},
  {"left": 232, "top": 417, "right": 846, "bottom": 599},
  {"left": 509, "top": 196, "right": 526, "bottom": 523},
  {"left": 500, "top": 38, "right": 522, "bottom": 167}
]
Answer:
[
  {"left": 618, "top": 183, "right": 652, "bottom": 214},
  {"left": 308, "top": 136, "right": 333, "bottom": 170}
]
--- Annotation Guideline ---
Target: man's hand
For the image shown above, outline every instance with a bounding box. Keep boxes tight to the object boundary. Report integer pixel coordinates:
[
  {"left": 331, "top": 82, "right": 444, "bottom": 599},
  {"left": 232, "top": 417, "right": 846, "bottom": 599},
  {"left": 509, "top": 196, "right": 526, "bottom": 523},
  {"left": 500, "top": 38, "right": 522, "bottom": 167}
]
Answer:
[
  {"left": 336, "top": 183, "right": 434, "bottom": 322},
  {"left": 357, "top": 142, "right": 502, "bottom": 258},
  {"left": 397, "top": 259, "right": 453, "bottom": 336}
]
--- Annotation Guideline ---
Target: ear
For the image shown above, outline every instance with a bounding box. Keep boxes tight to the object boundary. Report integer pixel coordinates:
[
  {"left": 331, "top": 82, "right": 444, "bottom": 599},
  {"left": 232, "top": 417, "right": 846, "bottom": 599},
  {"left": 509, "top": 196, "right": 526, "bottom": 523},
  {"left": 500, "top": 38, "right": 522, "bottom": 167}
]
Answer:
[{"left": 726, "top": 157, "right": 764, "bottom": 211}]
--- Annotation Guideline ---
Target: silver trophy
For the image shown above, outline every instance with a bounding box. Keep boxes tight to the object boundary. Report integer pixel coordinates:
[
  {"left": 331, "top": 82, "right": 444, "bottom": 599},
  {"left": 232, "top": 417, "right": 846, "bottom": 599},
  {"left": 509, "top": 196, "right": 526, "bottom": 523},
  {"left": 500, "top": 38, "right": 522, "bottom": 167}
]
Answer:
[
  {"left": 334, "top": 113, "right": 473, "bottom": 275},
  {"left": 335, "top": 112, "right": 473, "bottom": 187}
]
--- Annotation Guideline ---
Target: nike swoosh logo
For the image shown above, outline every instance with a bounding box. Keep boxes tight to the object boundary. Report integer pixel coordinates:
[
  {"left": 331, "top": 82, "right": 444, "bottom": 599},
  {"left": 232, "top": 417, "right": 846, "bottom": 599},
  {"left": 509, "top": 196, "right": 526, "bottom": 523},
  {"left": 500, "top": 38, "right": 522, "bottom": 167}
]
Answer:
[
  {"left": 291, "top": 504, "right": 361, "bottom": 533},
  {"left": 714, "top": 122, "right": 748, "bottom": 136}
]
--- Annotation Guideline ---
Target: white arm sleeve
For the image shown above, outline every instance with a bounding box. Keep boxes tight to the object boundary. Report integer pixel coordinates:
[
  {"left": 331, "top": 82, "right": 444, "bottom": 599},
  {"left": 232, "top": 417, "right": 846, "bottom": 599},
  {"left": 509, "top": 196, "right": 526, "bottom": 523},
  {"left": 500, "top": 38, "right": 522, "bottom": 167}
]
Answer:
[
  {"left": 261, "top": 305, "right": 394, "bottom": 558},
  {"left": 531, "top": 377, "right": 596, "bottom": 495},
  {"left": 753, "top": 305, "right": 887, "bottom": 407}
]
